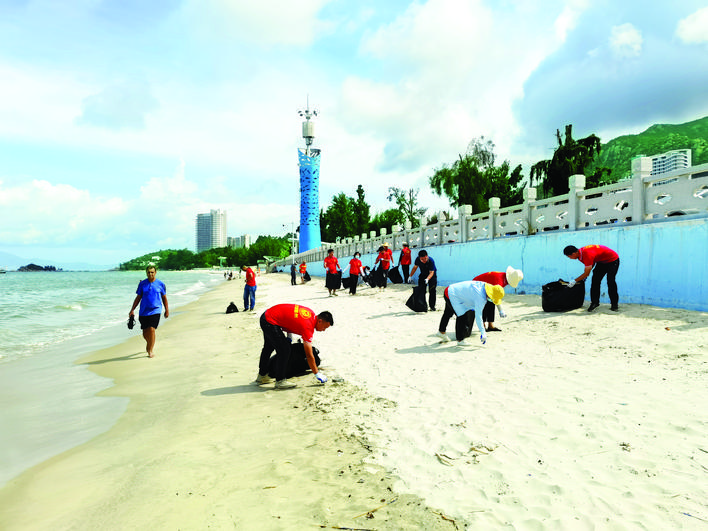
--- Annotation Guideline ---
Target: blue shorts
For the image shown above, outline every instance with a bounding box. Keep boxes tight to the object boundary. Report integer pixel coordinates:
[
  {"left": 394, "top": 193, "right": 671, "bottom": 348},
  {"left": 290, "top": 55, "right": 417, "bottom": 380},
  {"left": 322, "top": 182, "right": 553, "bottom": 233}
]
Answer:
[{"left": 139, "top": 314, "right": 161, "bottom": 330}]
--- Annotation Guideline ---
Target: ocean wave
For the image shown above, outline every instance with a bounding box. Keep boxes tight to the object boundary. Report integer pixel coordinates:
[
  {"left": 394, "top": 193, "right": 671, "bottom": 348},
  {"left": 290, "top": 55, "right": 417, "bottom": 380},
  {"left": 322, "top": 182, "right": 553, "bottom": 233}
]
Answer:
[{"left": 54, "top": 303, "right": 84, "bottom": 311}]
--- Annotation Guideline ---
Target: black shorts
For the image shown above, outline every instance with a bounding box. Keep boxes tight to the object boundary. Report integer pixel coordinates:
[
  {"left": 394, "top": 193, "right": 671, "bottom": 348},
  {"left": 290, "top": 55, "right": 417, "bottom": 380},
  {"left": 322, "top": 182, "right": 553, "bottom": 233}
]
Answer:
[{"left": 139, "top": 314, "right": 161, "bottom": 330}]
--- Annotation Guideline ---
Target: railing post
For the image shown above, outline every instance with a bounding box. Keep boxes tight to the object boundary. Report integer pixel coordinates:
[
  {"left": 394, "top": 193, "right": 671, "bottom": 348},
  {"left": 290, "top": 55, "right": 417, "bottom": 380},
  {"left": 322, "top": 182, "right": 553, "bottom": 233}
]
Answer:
[
  {"left": 458, "top": 205, "right": 472, "bottom": 242},
  {"left": 631, "top": 172, "right": 645, "bottom": 224},
  {"left": 488, "top": 197, "right": 501, "bottom": 239},
  {"left": 568, "top": 174, "right": 586, "bottom": 231},
  {"left": 523, "top": 187, "right": 537, "bottom": 235}
]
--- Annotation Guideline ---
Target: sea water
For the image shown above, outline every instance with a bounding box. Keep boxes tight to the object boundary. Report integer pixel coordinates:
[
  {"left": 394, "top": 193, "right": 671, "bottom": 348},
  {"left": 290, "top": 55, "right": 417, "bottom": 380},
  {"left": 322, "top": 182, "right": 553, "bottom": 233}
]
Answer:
[{"left": 0, "top": 270, "right": 224, "bottom": 487}]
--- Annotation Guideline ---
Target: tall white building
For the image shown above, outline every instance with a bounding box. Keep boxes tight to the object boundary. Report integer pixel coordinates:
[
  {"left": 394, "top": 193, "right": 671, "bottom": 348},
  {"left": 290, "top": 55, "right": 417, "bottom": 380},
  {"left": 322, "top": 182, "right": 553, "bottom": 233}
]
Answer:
[
  {"left": 195, "top": 209, "right": 227, "bottom": 252},
  {"left": 228, "top": 234, "right": 252, "bottom": 249},
  {"left": 631, "top": 149, "right": 692, "bottom": 178}
]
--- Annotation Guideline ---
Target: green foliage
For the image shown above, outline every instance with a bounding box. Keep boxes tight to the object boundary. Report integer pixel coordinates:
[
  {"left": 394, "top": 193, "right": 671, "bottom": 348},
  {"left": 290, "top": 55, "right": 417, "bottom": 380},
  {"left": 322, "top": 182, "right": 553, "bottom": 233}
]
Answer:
[
  {"left": 588, "top": 115, "right": 708, "bottom": 181},
  {"left": 429, "top": 136, "right": 524, "bottom": 213},
  {"left": 369, "top": 208, "right": 405, "bottom": 235},
  {"left": 530, "top": 125, "right": 611, "bottom": 197},
  {"left": 320, "top": 185, "right": 372, "bottom": 242},
  {"left": 118, "top": 236, "right": 291, "bottom": 271},
  {"left": 387, "top": 187, "right": 426, "bottom": 227}
]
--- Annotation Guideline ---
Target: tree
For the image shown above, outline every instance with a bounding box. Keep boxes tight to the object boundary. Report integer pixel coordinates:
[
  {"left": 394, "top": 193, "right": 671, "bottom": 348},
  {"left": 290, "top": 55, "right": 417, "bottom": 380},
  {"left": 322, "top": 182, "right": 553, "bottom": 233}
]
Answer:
[
  {"left": 387, "top": 187, "right": 426, "bottom": 227},
  {"left": 530, "top": 124, "right": 611, "bottom": 197},
  {"left": 353, "top": 185, "right": 371, "bottom": 236},
  {"left": 368, "top": 208, "right": 405, "bottom": 236},
  {"left": 429, "top": 136, "right": 524, "bottom": 213},
  {"left": 321, "top": 193, "right": 357, "bottom": 243}
]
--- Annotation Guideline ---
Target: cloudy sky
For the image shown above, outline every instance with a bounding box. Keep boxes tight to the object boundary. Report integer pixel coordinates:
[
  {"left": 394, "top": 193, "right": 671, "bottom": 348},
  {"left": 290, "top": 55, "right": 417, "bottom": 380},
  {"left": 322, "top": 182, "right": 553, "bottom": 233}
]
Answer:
[{"left": 1, "top": 0, "right": 707, "bottom": 267}]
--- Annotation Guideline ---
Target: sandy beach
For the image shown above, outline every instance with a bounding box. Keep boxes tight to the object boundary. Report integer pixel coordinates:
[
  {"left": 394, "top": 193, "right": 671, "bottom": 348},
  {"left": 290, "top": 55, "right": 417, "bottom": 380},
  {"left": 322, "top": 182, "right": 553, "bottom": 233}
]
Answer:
[{"left": 1, "top": 272, "right": 706, "bottom": 530}]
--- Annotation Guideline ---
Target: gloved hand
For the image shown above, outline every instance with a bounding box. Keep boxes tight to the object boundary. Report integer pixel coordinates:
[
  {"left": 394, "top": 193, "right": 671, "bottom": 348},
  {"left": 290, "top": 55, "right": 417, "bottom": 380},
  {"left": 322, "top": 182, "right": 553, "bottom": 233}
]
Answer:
[
  {"left": 499, "top": 309, "right": 507, "bottom": 318},
  {"left": 480, "top": 334, "right": 487, "bottom": 345},
  {"left": 315, "top": 372, "right": 328, "bottom": 383},
  {"left": 424, "top": 278, "right": 429, "bottom": 284},
  {"left": 567, "top": 280, "right": 576, "bottom": 288}
]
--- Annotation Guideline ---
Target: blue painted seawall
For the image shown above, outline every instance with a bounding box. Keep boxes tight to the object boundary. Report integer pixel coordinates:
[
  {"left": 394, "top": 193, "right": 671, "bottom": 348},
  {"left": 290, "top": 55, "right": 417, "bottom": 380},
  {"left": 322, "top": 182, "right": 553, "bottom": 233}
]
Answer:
[{"left": 305, "top": 217, "right": 708, "bottom": 312}]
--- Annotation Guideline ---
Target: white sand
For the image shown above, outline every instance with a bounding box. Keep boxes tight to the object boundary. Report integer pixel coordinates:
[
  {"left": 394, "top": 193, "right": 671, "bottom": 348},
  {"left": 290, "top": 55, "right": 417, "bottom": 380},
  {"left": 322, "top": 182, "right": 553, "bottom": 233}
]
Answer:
[{"left": 1, "top": 273, "right": 706, "bottom": 530}]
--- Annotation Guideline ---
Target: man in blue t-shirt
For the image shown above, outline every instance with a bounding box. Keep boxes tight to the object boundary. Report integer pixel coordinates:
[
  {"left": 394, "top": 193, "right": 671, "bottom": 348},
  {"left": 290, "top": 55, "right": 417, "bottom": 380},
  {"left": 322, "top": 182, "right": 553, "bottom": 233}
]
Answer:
[
  {"left": 129, "top": 265, "right": 169, "bottom": 358},
  {"left": 409, "top": 249, "right": 438, "bottom": 311}
]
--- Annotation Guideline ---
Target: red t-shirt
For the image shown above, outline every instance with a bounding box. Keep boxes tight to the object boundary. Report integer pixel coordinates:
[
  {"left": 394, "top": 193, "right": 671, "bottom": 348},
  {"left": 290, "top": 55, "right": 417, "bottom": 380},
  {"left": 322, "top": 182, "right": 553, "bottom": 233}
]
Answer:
[
  {"left": 324, "top": 255, "right": 339, "bottom": 274},
  {"left": 579, "top": 245, "right": 619, "bottom": 266},
  {"left": 245, "top": 267, "right": 256, "bottom": 286},
  {"left": 264, "top": 304, "right": 317, "bottom": 343},
  {"left": 299, "top": 263, "right": 307, "bottom": 274},
  {"left": 473, "top": 271, "right": 507, "bottom": 287},
  {"left": 400, "top": 247, "right": 412, "bottom": 265},
  {"left": 376, "top": 249, "right": 393, "bottom": 270},
  {"left": 349, "top": 258, "right": 362, "bottom": 275}
]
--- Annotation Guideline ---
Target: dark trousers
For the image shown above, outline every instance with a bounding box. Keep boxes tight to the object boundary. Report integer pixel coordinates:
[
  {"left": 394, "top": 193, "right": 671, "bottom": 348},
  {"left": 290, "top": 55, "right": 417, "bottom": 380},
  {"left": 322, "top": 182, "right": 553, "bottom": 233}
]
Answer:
[
  {"left": 401, "top": 264, "right": 410, "bottom": 283},
  {"left": 482, "top": 301, "right": 495, "bottom": 323},
  {"left": 418, "top": 276, "right": 437, "bottom": 310},
  {"left": 290, "top": 271, "right": 296, "bottom": 285},
  {"left": 258, "top": 314, "right": 291, "bottom": 381},
  {"left": 349, "top": 274, "right": 359, "bottom": 294},
  {"left": 439, "top": 294, "right": 473, "bottom": 340},
  {"left": 591, "top": 258, "right": 620, "bottom": 306}
]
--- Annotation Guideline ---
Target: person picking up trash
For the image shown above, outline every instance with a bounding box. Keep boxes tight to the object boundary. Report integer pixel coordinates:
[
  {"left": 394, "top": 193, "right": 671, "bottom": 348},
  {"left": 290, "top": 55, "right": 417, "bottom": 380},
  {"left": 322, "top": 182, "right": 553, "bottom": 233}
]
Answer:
[{"left": 436, "top": 280, "right": 505, "bottom": 346}]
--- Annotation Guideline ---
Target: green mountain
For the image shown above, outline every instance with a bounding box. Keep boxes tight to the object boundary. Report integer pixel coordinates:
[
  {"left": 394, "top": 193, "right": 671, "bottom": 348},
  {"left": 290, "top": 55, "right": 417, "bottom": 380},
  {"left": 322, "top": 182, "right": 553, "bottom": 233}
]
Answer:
[{"left": 590, "top": 115, "right": 708, "bottom": 181}]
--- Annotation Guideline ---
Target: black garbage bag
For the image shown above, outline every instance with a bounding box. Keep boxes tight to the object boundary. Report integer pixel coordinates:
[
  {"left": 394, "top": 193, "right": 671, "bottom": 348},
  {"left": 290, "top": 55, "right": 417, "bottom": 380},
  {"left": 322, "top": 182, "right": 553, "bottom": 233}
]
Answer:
[
  {"left": 388, "top": 265, "right": 403, "bottom": 284},
  {"left": 405, "top": 285, "right": 428, "bottom": 312},
  {"left": 267, "top": 342, "right": 321, "bottom": 378},
  {"left": 542, "top": 279, "right": 585, "bottom": 312}
]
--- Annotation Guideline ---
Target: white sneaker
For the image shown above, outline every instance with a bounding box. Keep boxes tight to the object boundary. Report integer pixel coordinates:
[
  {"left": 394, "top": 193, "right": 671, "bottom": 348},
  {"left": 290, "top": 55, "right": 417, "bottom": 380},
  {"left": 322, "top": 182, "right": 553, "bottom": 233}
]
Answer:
[
  {"left": 436, "top": 331, "right": 450, "bottom": 342},
  {"left": 275, "top": 379, "right": 297, "bottom": 390},
  {"left": 457, "top": 339, "right": 469, "bottom": 346},
  {"left": 255, "top": 373, "right": 273, "bottom": 385}
]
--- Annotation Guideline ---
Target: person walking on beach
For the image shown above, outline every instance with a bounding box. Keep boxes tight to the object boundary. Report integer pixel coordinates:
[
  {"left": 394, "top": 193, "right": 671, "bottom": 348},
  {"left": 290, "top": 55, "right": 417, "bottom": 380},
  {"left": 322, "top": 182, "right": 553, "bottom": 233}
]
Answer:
[
  {"left": 563, "top": 244, "right": 620, "bottom": 312},
  {"left": 409, "top": 249, "right": 438, "bottom": 311},
  {"left": 473, "top": 266, "right": 523, "bottom": 332},
  {"left": 348, "top": 252, "right": 363, "bottom": 295},
  {"left": 399, "top": 243, "right": 412, "bottom": 284},
  {"left": 437, "top": 280, "right": 505, "bottom": 346},
  {"left": 242, "top": 265, "right": 257, "bottom": 312},
  {"left": 254, "top": 304, "right": 333, "bottom": 389},
  {"left": 129, "top": 265, "right": 169, "bottom": 358},
  {"left": 375, "top": 243, "right": 394, "bottom": 290},
  {"left": 290, "top": 263, "right": 297, "bottom": 285},
  {"left": 324, "top": 249, "right": 341, "bottom": 296}
]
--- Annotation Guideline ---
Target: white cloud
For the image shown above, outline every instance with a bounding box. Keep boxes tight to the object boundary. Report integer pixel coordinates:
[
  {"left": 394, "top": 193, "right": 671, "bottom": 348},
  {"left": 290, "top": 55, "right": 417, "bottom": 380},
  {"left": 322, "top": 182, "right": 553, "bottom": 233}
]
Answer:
[
  {"left": 676, "top": 6, "right": 708, "bottom": 44},
  {"left": 609, "top": 23, "right": 643, "bottom": 58}
]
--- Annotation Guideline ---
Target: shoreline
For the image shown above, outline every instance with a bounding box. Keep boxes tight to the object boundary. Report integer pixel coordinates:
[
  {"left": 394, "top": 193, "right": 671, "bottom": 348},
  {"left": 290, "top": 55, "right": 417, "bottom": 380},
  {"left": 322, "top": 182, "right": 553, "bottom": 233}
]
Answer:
[
  {"left": 1, "top": 273, "right": 706, "bottom": 529},
  {"left": 0, "top": 274, "right": 453, "bottom": 530}
]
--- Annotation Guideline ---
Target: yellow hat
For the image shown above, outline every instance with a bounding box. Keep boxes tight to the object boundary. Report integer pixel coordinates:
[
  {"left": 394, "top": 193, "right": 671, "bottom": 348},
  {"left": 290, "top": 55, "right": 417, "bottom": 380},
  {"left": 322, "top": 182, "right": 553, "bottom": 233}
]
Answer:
[{"left": 484, "top": 284, "right": 505, "bottom": 305}]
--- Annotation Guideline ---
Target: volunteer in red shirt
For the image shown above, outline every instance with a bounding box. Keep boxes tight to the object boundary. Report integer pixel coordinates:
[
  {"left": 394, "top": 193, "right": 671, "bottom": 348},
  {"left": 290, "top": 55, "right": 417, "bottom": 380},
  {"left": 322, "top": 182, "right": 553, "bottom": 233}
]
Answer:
[
  {"left": 399, "top": 243, "right": 412, "bottom": 283},
  {"left": 473, "top": 266, "right": 523, "bottom": 332},
  {"left": 564, "top": 244, "right": 620, "bottom": 312},
  {"left": 375, "top": 242, "right": 394, "bottom": 289},
  {"left": 348, "top": 252, "right": 363, "bottom": 295},
  {"left": 254, "top": 304, "right": 333, "bottom": 389},
  {"left": 323, "top": 249, "right": 341, "bottom": 296},
  {"left": 241, "top": 265, "right": 257, "bottom": 312},
  {"left": 299, "top": 261, "right": 308, "bottom": 283}
]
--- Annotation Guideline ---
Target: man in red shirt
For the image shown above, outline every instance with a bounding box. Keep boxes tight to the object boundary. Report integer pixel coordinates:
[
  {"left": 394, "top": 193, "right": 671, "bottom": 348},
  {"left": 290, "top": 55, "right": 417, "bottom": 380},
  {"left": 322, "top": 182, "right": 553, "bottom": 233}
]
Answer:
[
  {"left": 564, "top": 244, "right": 620, "bottom": 312},
  {"left": 241, "top": 265, "right": 257, "bottom": 312},
  {"left": 473, "top": 266, "right": 523, "bottom": 331},
  {"left": 375, "top": 242, "right": 394, "bottom": 289},
  {"left": 255, "top": 304, "right": 333, "bottom": 389},
  {"left": 323, "top": 249, "right": 341, "bottom": 296},
  {"left": 399, "top": 243, "right": 412, "bottom": 283}
]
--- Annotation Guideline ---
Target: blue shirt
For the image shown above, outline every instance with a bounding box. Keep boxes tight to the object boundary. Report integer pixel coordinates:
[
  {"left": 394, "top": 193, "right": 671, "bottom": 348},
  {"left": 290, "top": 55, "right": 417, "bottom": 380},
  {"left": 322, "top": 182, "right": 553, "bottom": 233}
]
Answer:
[
  {"left": 136, "top": 278, "right": 166, "bottom": 316},
  {"left": 447, "top": 280, "right": 489, "bottom": 334}
]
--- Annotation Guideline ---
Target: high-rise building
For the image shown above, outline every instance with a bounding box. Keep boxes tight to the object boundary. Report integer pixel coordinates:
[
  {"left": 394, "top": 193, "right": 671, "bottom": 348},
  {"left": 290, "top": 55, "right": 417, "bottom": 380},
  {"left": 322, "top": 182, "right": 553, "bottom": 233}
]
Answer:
[
  {"left": 227, "top": 234, "right": 251, "bottom": 249},
  {"left": 631, "top": 149, "right": 692, "bottom": 178},
  {"left": 195, "top": 209, "right": 227, "bottom": 252}
]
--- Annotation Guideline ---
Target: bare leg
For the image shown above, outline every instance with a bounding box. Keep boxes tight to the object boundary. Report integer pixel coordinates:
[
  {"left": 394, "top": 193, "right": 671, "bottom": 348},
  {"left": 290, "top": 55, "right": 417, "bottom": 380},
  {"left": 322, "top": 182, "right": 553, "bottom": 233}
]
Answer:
[{"left": 143, "top": 327, "right": 157, "bottom": 357}]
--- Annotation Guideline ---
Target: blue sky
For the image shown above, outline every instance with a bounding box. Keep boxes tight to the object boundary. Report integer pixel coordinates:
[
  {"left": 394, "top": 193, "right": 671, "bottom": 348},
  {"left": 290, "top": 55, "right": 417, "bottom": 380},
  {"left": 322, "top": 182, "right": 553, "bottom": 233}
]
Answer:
[{"left": 1, "top": 0, "right": 707, "bottom": 267}]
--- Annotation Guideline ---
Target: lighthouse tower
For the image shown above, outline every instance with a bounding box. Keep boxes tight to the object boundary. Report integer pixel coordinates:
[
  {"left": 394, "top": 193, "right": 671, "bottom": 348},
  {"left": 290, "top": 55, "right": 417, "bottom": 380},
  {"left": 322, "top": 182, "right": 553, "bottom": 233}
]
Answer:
[{"left": 297, "top": 100, "right": 322, "bottom": 252}]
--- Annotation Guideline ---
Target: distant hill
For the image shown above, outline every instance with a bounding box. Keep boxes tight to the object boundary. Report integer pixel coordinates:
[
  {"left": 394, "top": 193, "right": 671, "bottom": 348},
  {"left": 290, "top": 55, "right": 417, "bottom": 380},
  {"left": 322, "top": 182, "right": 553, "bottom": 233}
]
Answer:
[{"left": 590, "top": 115, "right": 708, "bottom": 181}]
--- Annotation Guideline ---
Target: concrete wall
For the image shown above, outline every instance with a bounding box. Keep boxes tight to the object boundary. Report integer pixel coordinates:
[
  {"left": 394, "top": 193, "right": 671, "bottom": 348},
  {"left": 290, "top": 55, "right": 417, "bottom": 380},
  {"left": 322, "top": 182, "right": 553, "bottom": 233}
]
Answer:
[{"left": 303, "top": 217, "right": 708, "bottom": 312}]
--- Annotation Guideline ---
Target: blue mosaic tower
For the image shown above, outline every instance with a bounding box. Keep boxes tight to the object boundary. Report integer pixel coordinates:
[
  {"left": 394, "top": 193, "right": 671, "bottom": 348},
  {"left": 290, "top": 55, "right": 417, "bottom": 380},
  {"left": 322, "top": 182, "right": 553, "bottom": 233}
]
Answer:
[{"left": 297, "top": 101, "right": 322, "bottom": 252}]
